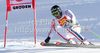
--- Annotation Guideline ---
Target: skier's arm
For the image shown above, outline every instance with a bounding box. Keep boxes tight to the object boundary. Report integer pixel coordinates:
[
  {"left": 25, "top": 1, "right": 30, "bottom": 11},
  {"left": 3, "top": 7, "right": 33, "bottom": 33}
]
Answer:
[
  {"left": 65, "top": 10, "right": 76, "bottom": 24},
  {"left": 45, "top": 19, "right": 55, "bottom": 43},
  {"left": 45, "top": 28, "right": 53, "bottom": 43}
]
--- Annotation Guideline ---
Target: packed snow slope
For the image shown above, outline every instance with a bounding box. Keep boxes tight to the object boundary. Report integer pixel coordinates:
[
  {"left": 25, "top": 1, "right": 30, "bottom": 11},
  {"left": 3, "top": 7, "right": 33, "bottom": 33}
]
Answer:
[{"left": 0, "top": 0, "right": 100, "bottom": 53}]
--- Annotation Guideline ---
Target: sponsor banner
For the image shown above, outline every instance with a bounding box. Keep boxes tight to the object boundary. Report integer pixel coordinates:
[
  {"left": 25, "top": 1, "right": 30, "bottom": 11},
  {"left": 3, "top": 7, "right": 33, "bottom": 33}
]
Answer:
[{"left": 7, "top": 0, "right": 34, "bottom": 11}]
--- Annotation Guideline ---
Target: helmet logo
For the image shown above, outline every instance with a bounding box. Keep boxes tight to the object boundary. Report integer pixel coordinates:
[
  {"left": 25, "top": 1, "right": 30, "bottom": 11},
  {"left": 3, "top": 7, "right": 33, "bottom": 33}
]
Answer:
[{"left": 51, "top": 8, "right": 57, "bottom": 12}]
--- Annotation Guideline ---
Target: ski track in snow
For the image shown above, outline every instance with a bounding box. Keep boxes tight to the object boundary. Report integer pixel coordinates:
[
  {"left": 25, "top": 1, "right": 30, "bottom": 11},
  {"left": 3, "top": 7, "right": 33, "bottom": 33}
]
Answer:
[
  {"left": 0, "top": 42, "right": 100, "bottom": 53},
  {"left": 0, "top": 0, "right": 100, "bottom": 53}
]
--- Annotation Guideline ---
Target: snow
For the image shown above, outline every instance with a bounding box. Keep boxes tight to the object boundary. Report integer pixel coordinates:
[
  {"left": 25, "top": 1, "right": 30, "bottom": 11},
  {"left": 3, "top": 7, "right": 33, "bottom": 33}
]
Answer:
[
  {"left": 0, "top": 0, "right": 100, "bottom": 53},
  {"left": 0, "top": 42, "right": 100, "bottom": 53}
]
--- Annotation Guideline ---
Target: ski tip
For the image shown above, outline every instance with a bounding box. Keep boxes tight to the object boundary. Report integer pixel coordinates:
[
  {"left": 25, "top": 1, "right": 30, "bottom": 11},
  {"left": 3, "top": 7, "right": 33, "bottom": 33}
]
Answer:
[
  {"left": 56, "top": 42, "right": 61, "bottom": 45},
  {"left": 40, "top": 42, "right": 45, "bottom": 46}
]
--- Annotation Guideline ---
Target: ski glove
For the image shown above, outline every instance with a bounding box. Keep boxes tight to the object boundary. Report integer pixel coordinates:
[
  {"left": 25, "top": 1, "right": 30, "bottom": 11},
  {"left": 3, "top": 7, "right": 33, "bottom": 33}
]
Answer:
[
  {"left": 66, "top": 19, "right": 72, "bottom": 25},
  {"left": 65, "top": 20, "right": 72, "bottom": 25},
  {"left": 64, "top": 20, "right": 73, "bottom": 28},
  {"left": 45, "top": 37, "right": 51, "bottom": 43}
]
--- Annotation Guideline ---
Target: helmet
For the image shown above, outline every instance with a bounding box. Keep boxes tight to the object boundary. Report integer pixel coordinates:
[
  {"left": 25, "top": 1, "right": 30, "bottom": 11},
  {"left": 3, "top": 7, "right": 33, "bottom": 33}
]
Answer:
[{"left": 51, "top": 5, "right": 61, "bottom": 13}]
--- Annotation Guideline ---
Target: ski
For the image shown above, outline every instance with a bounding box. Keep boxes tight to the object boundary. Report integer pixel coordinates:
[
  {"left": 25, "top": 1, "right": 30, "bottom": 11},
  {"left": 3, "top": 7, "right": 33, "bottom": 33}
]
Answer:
[{"left": 40, "top": 42, "right": 100, "bottom": 48}]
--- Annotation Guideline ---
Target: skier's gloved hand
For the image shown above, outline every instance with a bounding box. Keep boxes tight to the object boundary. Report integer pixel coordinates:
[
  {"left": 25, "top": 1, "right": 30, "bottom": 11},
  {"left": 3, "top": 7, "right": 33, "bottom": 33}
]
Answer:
[
  {"left": 64, "top": 20, "right": 73, "bottom": 28},
  {"left": 45, "top": 37, "right": 51, "bottom": 43},
  {"left": 66, "top": 19, "right": 72, "bottom": 25},
  {"left": 65, "top": 20, "right": 73, "bottom": 25}
]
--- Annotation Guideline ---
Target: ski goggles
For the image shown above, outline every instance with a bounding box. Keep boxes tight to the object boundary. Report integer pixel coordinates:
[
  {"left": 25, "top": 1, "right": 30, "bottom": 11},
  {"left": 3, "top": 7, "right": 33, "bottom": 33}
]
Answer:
[{"left": 52, "top": 11, "right": 60, "bottom": 17}]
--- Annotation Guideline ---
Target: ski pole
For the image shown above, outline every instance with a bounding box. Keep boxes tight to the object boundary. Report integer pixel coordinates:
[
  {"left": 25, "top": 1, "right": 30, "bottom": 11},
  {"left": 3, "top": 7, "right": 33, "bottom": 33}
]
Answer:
[{"left": 71, "top": 23, "right": 100, "bottom": 38}]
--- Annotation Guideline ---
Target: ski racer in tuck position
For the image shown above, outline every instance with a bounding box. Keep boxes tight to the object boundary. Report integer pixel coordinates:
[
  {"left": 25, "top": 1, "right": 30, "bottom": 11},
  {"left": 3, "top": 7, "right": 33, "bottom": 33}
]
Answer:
[{"left": 44, "top": 5, "right": 93, "bottom": 45}]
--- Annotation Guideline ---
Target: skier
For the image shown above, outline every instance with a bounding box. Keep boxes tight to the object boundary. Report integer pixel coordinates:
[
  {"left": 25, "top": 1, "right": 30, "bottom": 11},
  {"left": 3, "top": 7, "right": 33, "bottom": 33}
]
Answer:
[{"left": 44, "top": 5, "right": 92, "bottom": 45}]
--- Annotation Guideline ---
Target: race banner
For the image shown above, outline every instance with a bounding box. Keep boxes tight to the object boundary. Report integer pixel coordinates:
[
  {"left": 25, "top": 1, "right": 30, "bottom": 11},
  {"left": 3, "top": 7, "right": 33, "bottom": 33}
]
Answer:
[{"left": 7, "top": 0, "right": 35, "bottom": 11}]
